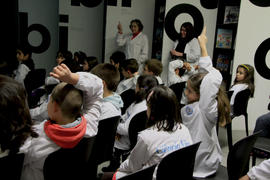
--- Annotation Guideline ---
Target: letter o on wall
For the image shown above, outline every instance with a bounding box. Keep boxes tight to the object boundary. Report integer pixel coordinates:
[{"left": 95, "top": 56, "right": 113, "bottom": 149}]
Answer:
[
  {"left": 80, "top": 0, "right": 102, "bottom": 7},
  {"left": 249, "top": 0, "right": 270, "bottom": 7},
  {"left": 254, "top": 38, "right": 270, "bottom": 80},
  {"left": 164, "top": 4, "right": 204, "bottom": 41},
  {"left": 27, "top": 24, "right": 51, "bottom": 53}
]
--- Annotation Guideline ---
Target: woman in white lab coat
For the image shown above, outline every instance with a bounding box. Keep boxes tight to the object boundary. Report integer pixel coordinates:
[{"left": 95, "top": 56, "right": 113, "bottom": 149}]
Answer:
[{"left": 116, "top": 19, "right": 148, "bottom": 74}]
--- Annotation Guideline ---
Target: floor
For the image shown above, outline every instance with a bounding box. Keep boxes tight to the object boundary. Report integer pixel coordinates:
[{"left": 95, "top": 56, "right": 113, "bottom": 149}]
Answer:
[{"left": 97, "top": 129, "right": 266, "bottom": 176}]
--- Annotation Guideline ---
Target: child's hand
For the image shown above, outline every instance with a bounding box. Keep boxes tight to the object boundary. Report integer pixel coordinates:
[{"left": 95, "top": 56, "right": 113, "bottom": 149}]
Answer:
[
  {"left": 50, "top": 64, "right": 78, "bottom": 85},
  {"left": 183, "top": 62, "right": 191, "bottom": 71},
  {"left": 198, "top": 26, "right": 207, "bottom": 47}
]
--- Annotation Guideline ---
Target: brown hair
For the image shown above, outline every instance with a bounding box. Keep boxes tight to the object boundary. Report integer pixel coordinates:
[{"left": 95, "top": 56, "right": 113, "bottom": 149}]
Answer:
[{"left": 144, "top": 59, "right": 163, "bottom": 76}]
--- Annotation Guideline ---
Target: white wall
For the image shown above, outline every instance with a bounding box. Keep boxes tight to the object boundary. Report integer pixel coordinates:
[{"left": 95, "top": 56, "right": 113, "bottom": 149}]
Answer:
[
  {"left": 161, "top": 1, "right": 218, "bottom": 85},
  {"left": 231, "top": 1, "right": 270, "bottom": 130},
  {"left": 19, "top": 0, "right": 58, "bottom": 75},
  {"left": 59, "top": 0, "right": 104, "bottom": 62},
  {"left": 104, "top": 0, "right": 155, "bottom": 62}
]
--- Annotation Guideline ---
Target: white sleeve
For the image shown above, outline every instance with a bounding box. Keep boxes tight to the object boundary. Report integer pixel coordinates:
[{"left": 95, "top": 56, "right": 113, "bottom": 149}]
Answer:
[
  {"left": 118, "top": 134, "right": 149, "bottom": 173},
  {"left": 247, "top": 159, "right": 270, "bottom": 180},
  {"left": 14, "top": 64, "right": 30, "bottom": 85},
  {"left": 198, "top": 56, "right": 222, "bottom": 124},
  {"left": 116, "top": 33, "right": 127, "bottom": 47},
  {"left": 168, "top": 59, "right": 184, "bottom": 86},
  {"left": 185, "top": 38, "right": 201, "bottom": 64},
  {"left": 138, "top": 34, "right": 149, "bottom": 64},
  {"left": 30, "top": 99, "right": 49, "bottom": 122},
  {"left": 74, "top": 72, "right": 103, "bottom": 137}
]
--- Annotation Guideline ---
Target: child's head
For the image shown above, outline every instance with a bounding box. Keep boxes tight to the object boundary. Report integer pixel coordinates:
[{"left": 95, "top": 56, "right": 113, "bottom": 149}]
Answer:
[
  {"left": 121, "top": 58, "right": 139, "bottom": 79},
  {"left": 83, "top": 56, "right": 98, "bottom": 72},
  {"left": 134, "top": 74, "right": 158, "bottom": 103},
  {"left": 0, "top": 75, "right": 38, "bottom": 154},
  {"left": 234, "top": 64, "right": 255, "bottom": 96},
  {"left": 16, "top": 44, "right": 32, "bottom": 62},
  {"left": 185, "top": 72, "right": 207, "bottom": 104},
  {"left": 91, "top": 63, "right": 120, "bottom": 92},
  {"left": 146, "top": 86, "right": 181, "bottom": 132},
  {"left": 56, "top": 50, "right": 73, "bottom": 65},
  {"left": 110, "top": 51, "right": 126, "bottom": 70},
  {"left": 143, "top": 59, "right": 163, "bottom": 76},
  {"left": 48, "top": 82, "right": 83, "bottom": 123}
]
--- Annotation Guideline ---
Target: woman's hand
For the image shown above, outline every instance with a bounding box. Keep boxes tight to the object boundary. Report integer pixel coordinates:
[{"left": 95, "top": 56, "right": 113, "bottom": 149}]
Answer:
[
  {"left": 171, "top": 49, "right": 183, "bottom": 57},
  {"left": 117, "top": 22, "right": 123, "bottom": 34}
]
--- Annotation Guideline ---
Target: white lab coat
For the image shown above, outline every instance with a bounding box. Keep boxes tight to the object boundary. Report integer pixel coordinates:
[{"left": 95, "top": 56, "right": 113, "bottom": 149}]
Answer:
[
  {"left": 247, "top": 158, "right": 270, "bottom": 180},
  {"left": 115, "top": 124, "right": 193, "bottom": 180},
  {"left": 116, "top": 32, "right": 148, "bottom": 73},
  {"left": 116, "top": 74, "right": 139, "bottom": 95},
  {"left": 20, "top": 72, "right": 103, "bottom": 180},
  {"left": 181, "top": 56, "right": 222, "bottom": 178},
  {"left": 14, "top": 63, "right": 31, "bottom": 86}
]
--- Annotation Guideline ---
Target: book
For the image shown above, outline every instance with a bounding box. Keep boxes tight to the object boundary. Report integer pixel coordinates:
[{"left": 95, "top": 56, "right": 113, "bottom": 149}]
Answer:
[
  {"left": 216, "top": 28, "right": 233, "bottom": 49},
  {"left": 224, "top": 6, "right": 240, "bottom": 24},
  {"left": 216, "top": 54, "right": 230, "bottom": 72}
]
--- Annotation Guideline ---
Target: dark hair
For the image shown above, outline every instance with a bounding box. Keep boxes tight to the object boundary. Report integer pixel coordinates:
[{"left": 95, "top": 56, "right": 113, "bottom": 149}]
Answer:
[
  {"left": 91, "top": 63, "right": 120, "bottom": 92},
  {"left": 51, "top": 83, "right": 83, "bottom": 119},
  {"left": 85, "top": 56, "right": 98, "bottom": 72},
  {"left": 146, "top": 86, "right": 181, "bottom": 132},
  {"left": 110, "top": 51, "right": 126, "bottom": 66},
  {"left": 233, "top": 64, "right": 255, "bottom": 97},
  {"left": 144, "top": 59, "right": 163, "bottom": 76},
  {"left": 0, "top": 75, "right": 38, "bottom": 155},
  {"left": 130, "top": 19, "right": 144, "bottom": 31},
  {"left": 134, "top": 75, "right": 158, "bottom": 103},
  {"left": 122, "top": 58, "right": 139, "bottom": 73},
  {"left": 16, "top": 44, "right": 35, "bottom": 70},
  {"left": 180, "top": 22, "right": 195, "bottom": 42},
  {"left": 56, "top": 50, "right": 73, "bottom": 61},
  {"left": 74, "top": 51, "right": 87, "bottom": 65}
]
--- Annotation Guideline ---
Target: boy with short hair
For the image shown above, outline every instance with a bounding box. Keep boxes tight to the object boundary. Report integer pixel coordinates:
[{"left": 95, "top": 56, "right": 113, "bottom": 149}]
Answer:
[
  {"left": 143, "top": 59, "right": 163, "bottom": 84},
  {"left": 20, "top": 64, "right": 103, "bottom": 180},
  {"left": 91, "top": 63, "right": 123, "bottom": 120}
]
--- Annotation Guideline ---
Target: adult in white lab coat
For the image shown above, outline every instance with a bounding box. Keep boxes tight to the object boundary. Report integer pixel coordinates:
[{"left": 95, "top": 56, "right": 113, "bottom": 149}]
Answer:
[{"left": 116, "top": 19, "right": 149, "bottom": 74}]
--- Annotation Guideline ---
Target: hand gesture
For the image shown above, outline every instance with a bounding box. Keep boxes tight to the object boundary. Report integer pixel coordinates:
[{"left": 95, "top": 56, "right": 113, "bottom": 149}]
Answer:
[
  {"left": 198, "top": 26, "right": 207, "bottom": 47},
  {"left": 50, "top": 64, "right": 78, "bottom": 85},
  {"left": 117, "top": 21, "right": 123, "bottom": 34},
  {"left": 183, "top": 62, "right": 191, "bottom": 71}
]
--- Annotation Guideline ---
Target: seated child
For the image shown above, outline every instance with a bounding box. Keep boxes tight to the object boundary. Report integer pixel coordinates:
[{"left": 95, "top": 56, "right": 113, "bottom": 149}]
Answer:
[
  {"left": 102, "top": 86, "right": 193, "bottom": 180},
  {"left": 110, "top": 51, "right": 126, "bottom": 81},
  {"left": 20, "top": 64, "right": 103, "bottom": 180},
  {"left": 91, "top": 63, "right": 123, "bottom": 120},
  {"left": 143, "top": 59, "right": 163, "bottom": 84}
]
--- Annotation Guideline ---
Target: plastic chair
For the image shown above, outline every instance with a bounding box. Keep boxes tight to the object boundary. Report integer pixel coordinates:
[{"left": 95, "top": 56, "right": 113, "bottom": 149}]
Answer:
[
  {"left": 118, "top": 164, "right": 157, "bottom": 180},
  {"left": 120, "top": 89, "right": 136, "bottom": 114},
  {"left": 227, "top": 89, "right": 251, "bottom": 150},
  {"left": 0, "top": 153, "right": 25, "bottom": 180},
  {"left": 88, "top": 116, "right": 120, "bottom": 178},
  {"left": 43, "top": 137, "right": 96, "bottom": 180},
  {"left": 156, "top": 141, "right": 201, "bottom": 180},
  {"left": 169, "top": 81, "right": 186, "bottom": 104},
  {"left": 252, "top": 136, "right": 270, "bottom": 166},
  {"left": 199, "top": 131, "right": 260, "bottom": 180}
]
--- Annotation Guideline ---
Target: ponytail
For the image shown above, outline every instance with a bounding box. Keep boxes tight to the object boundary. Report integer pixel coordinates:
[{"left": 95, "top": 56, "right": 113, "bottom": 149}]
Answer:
[{"left": 217, "top": 84, "right": 231, "bottom": 127}]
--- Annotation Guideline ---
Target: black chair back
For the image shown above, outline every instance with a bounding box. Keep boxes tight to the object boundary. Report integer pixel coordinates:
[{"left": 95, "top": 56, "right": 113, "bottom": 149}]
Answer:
[
  {"left": 156, "top": 141, "right": 201, "bottom": 180},
  {"left": 43, "top": 137, "right": 96, "bottom": 180},
  {"left": 128, "top": 111, "right": 148, "bottom": 150},
  {"left": 118, "top": 164, "right": 157, "bottom": 180},
  {"left": 227, "top": 131, "right": 260, "bottom": 180},
  {"left": 169, "top": 82, "right": 186, "bottom": 103},
  {"left": 229, "top": 89, "right": 251, "bottom": 117},
  {"left": 120, "top": 89, "right": 136, "bottom": 114},
  {"left": 0, "top": 153, "right": 25, "bottom": 180}
]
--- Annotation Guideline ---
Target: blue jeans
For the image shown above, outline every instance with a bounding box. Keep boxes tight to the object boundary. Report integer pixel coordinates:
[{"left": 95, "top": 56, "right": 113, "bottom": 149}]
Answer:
[{"left": 254, "top": 112, "right": 270, "bottom": 138}]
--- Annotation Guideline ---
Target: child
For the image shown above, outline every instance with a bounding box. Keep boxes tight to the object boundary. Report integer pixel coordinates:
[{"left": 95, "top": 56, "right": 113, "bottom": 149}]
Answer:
[
  {"left": 102, "top": 74, "right": 158, "bottom": 172},
  {"left": 20, "top": 64, "right": 103, "bottom": 180},
  {"left": 91, "top": 63, "right": 123, "bottom": 121},
  {"left": 181, "top": 27, "right": 231, "bottom": 178},
  {"left": 116, "top": 58, "right": 139, "bottom": 94},
  {"left": 13, "top": 44, "right": 35, "bottom": 86},
  {"left": 229, "top": 64, "right": 255, "bottom": 115},
  {"left": 110, "top": 51, "right": 126, "bottom": 81},
  {"left": 143, "top": 59, "right": 163, "bottom": 84},
  {"left": 102, "top": 86, "right": 193, "bottom": 180},
  {"left": 0, "top": 75, "right": 38, "bottom": 157},
  {"left": 83, "top": 56, "right": 99, "bottom": 72}
]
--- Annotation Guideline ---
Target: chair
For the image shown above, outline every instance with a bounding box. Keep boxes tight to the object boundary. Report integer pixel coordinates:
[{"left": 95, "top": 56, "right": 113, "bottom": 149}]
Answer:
[
  {"left": 156, "top": 141, "right": 201, "bottom": 180},
  {"left": 226, "top": 88, "right": 251, "bottom": 150},
  {"left": 0, "top": 153, "right": 25, "bottom": 180},
  {"left": 198, "top": 132, "right": 260, "bottom": 180},
  {"left": 120, "top": 89, "right": 136, "bottom": 114},
  {"left": 118, "top": 164, "right": 157, "bottom": 180},
  {"left": 252, "top": 136, "right": 270, "bottom": 166},
  {"left": 24, "top": 68, "right": 46, "bottom": 108},
  {"left": 169, "top": 81, "right": 186, "bottom": 104},
  {"left": 88, "top": 116, "right": 120, "bottom": 178},
  {"left": 43, "top": 137, "right": 96, "bottom": 180}
]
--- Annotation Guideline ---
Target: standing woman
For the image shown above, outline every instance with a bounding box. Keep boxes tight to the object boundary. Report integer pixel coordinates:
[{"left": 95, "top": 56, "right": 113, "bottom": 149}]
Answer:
[
  {"left": 116, "top": 19, "right": 149, "bottom": 74},
  {"left": 170, "top": 22, "right": 200, "bottom": 66}
]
